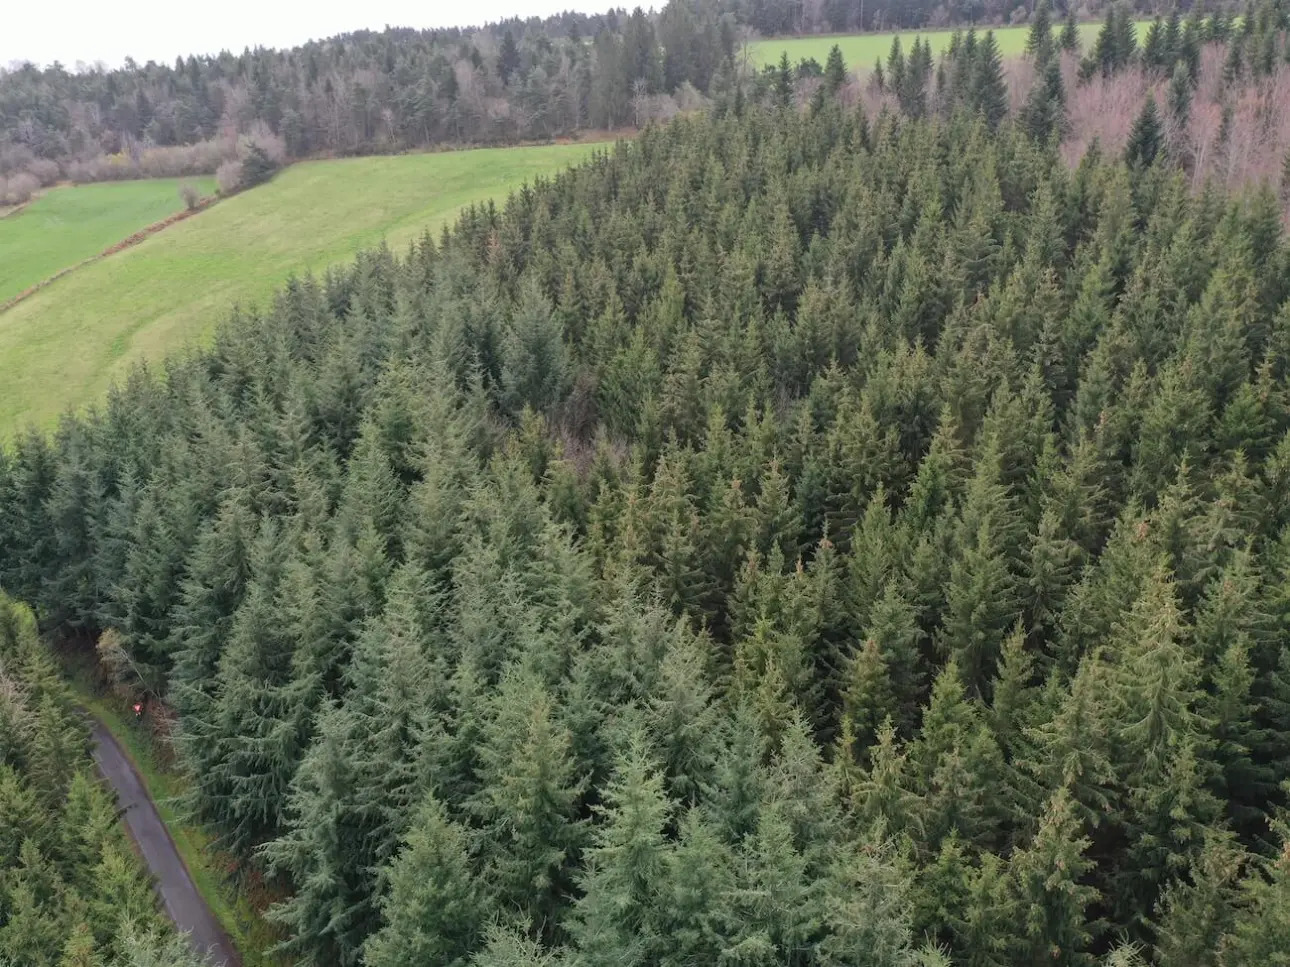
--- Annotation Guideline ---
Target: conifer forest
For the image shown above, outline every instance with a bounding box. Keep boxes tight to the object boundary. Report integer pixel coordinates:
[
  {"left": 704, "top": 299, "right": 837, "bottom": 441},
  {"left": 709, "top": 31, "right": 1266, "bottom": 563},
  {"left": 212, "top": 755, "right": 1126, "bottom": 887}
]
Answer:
[{"left": 6, "top": 1, "right": 1290, "bottom": 966}]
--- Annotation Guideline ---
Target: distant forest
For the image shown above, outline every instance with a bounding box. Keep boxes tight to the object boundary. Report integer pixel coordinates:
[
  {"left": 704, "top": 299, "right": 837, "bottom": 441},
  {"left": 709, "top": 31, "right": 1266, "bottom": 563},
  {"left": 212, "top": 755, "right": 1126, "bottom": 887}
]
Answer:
[
  {"left": 0, "top": 0, "right": 1265, "bottom": 196},
  {"left": 0, "top": 3, "right": 734, "bottom": 185}
]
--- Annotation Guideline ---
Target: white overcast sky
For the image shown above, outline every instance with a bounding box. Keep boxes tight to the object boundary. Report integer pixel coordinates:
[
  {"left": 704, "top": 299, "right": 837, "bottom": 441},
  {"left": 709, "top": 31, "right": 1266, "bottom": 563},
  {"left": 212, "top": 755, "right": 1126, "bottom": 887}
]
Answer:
[{"left": 5, "top": 0, "right": 621, "bottom": 70}]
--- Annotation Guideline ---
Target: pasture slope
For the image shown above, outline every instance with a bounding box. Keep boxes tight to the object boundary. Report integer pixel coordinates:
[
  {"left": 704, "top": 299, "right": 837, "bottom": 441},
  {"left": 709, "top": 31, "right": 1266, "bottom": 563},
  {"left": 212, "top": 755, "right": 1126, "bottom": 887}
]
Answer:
[
  {"left": 0, "top": 142, "right": 604, "bottom": 438},
  {"left": 0, "top": 176, "right": 216, "bottom": 305},
  {"left": 746, "top": 19, "right": 1148, "bottom": 68}
]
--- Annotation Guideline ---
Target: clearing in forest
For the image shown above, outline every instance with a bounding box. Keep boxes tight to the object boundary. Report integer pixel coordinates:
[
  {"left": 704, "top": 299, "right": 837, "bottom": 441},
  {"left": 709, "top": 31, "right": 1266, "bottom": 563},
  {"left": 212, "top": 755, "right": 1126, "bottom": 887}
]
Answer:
[{"left": 745, "top": 19, "right": 1147, "bottom": 69}]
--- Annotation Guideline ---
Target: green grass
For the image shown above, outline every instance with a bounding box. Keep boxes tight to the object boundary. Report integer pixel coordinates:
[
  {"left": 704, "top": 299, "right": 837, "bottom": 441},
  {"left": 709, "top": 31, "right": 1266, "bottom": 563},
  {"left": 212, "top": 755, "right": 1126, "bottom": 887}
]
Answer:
[
  {"left": 65, "top": 666, "right": 290, "bottom": 966},
  {"left": 0, "top": 177, "right": 215, "bottom": 305},
  {"left": 745, "top": 20, "right": 1150, "bottom": 69},
  {"left": 0, "top": 142, "right": 603, "bottom": 438}
]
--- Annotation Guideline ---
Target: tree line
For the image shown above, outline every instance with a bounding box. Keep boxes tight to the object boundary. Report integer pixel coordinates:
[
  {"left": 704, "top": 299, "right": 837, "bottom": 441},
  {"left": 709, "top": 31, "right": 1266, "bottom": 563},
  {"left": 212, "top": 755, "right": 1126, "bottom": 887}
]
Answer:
[
  {"left": 5, "top": 0, "right": 1285, "bottom": 197},
  {"left": 3, "top": 65, "right": 1290, "bottom": 965},
  {"left": 0, "top": 2, "right": 736, "bottom": 184},
  {"left": 715, "top": 0, "right": 1236, "bottom": 42},
  {"left": 799, "top": 0, "right": 1290, "bottom": 195}
]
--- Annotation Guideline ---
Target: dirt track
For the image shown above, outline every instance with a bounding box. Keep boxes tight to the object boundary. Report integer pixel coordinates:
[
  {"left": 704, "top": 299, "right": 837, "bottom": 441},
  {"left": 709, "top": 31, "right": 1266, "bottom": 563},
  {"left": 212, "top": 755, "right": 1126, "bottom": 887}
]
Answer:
[{"left": 89, "top": 719, "right": 240, "bottom": 967}]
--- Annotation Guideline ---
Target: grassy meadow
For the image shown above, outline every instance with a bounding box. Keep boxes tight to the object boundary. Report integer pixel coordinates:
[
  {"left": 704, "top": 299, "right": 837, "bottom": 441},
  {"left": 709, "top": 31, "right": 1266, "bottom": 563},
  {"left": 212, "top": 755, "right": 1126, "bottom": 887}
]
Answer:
[
  {"left": 745, "top": 20, "right": 1148, "bottom": 69},
  {"left": 0, "top": 142, "right": 604, "bottom": 437},
  {"left": 0, "top": 176, "right": 216, "bottom": 305}
]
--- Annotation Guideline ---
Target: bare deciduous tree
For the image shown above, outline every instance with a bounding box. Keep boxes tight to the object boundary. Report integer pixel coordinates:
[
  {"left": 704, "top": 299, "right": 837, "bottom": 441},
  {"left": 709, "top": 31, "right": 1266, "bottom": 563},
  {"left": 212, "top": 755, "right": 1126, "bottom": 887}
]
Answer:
[
  {"left": 1, "top": 171, "right": 38, "bottom": 205},
  {"left": 215, "top": 158, "right": 244, "bottom": 195}
]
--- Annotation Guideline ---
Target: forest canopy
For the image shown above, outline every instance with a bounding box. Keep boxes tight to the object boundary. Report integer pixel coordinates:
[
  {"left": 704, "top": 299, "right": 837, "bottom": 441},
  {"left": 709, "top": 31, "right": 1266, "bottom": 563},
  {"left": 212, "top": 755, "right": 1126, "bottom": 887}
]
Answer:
[{"left": 6, "top": 17, "right": 1290, "bottom": 967}]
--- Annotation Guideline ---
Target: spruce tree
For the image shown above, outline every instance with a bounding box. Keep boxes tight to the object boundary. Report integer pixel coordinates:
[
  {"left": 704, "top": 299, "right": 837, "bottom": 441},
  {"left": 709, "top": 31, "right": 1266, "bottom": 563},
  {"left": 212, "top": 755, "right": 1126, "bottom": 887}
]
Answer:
[
  {"left": 1151, "top": 831, "right": 1244, "bottom": 967},
  {"left": 970, "top": 32, "right": 1009, "bottom": 129},
  {"left": 1059, "top": 11, "right": 1080, "bottom": 53},
  {"left": 661, "top": 807, "right": 735, "bottom": 965},
  {"left": 1218, "top": 822, "right": 1290, "bottom": 963},
  {"left": 817, "top": 834, "right": 924, "bottom": 967},
  {"left": 365, "top": 794, "right": 484, "bottom": 967},
  {"left": 775, "top": 52, "right": 793, "bottom": 108},
  {"left": 1020, "top": 56, "right": 1066, "bottom": 142},
  {"left": 1008, "top": 787, "right": 1100, "bottom": 966},
  {"left": 1166, "top": 62, "right": 1193, "bottom": 137},
  {"left": 498, "top": 30, "right": 521, "bottom": 86},
  {"left": 824, "top": 44, "right": 848, "bottom": 95},
  {"left": 470, "top": 667, "right": 586, "bottom": 941},
  {"left": 501, "top": 278, "right": 570, "bottom": 416},
  {"left": 1027, "top": 0, "right": 1055, "bottom": 63},
  {"left": 567, "top": 733, "right": 672, "bottom": 966},
  {"left": 1125, "top": 96, "right": 1164, "bottom": 169}
]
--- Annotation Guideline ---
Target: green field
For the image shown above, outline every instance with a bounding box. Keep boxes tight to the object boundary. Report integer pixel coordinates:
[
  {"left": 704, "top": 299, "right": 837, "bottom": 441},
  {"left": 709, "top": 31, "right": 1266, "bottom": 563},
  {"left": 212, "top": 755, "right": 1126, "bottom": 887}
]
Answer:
[
  {"left": 0, "top": 177, "right": 215, "bottom": 305},
  {"left": 0, "top": 143, "right": 603, "bottom": 437},
  {"left": 746, "top": 20, "right": 1148, "bottom": 69}
]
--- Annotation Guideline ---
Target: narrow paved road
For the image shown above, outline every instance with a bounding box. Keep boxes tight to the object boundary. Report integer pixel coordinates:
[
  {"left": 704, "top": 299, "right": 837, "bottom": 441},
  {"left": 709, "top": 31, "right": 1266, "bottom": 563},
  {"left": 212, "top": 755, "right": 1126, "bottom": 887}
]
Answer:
[{"left": 89, "top": 720, "right": 240, "bottom": 967}]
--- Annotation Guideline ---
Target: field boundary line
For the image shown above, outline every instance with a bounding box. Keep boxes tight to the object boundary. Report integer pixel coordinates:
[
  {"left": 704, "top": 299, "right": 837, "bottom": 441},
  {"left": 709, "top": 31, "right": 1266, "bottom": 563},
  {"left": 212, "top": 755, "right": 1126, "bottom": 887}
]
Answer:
[{"left": 0, "top": 193, "right": 220, "bottom": 315}]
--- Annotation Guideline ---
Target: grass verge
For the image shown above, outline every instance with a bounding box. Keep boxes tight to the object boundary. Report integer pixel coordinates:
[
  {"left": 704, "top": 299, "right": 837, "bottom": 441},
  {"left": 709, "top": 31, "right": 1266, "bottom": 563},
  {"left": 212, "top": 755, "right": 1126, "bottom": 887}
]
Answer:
[{"left": 64, "top": 658, "right": 290, "bottom": 967}]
